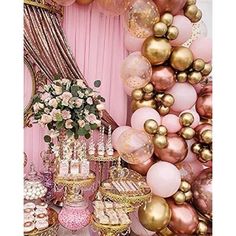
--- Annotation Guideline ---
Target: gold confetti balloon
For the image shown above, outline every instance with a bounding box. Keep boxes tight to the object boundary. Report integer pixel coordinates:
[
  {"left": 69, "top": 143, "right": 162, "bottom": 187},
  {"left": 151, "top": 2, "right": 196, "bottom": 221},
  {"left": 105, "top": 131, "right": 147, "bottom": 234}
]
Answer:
[{"left": 124, "top": 0, "right": 160, "bottom": 38}]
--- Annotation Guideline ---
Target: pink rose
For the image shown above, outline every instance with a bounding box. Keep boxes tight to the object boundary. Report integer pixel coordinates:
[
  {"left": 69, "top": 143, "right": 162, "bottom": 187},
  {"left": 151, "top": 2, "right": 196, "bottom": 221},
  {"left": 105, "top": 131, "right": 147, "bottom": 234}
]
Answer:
[
  {"left": 76, "top": 79, "right": 86, "bottom": 88},
  {"left": 41, "top": 92, "right": 51, "bottom": 101},
  {"left": 94, "top": 119, "right": 102, "bottom": 127},
  {"left": 52, "top": 85, "right": 62, "bottom": 95},
  {"left": 65, "top": 119, "right": 73, "bottom": 129},
  {"left": 96, "top": 103, "right": 105, "bottom": 111},
  {"left": 48, "top": 98, "right": 58, "bottom": 108},
  {"left": 75, "top": 98, "right": 83, "bottom": 108},
  {"left": 86, "top": 97, "right": 93, "bottom": 105},
  {"left": 40, "top": 114, "right": 52, "bottom": 124},
  {"left": 61, "top": 110, "right": 71, "bottom": 120},
  {"left": 33, "top": 102, "right": 44, "bottom": 113},
  {"left": 61, "top": 92, "right": 73, "bottom": 106},
  {"left": 78, "top": 120, "right": 85, "bottom": 128},
  {"left": 86, "top": 114, "right": 97, "bottom": 124}
]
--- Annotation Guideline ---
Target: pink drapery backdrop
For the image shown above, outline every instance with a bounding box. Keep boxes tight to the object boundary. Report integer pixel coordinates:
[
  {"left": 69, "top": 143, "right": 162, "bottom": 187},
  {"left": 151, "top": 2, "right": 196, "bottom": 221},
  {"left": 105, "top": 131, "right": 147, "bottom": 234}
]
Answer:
[{"left": 24, "top": 2, "right": 128, "bottom": 172}]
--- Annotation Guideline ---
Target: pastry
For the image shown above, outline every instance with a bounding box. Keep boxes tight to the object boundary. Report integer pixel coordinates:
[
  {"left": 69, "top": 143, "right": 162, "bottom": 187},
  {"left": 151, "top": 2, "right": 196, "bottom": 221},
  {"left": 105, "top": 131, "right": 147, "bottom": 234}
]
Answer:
[
  {"left": 24, "top": 208, "right": 34, "bottom": 215},
  {"left": 93, "top": 201, "right": 104, "bottom": 209},
  {"left": 24, "top": 202, "right": 35, "bottom": 209},
  {"left": 35, "top": 208, "right": 48, "bottom": 215},
  {"left": 99, "top": 215, "right": 109, "bottom": 224},
  {"left": 36, "top": 202, "right": 48, "bottom": 209},
  {"left": 36, "top": 213, "right": 48, "bottom": 221},
  {"left": 24, "top": 221, "right": 35, "bottom": 233},
  {"left": 24, "top": 214, "right": 35, "bottom": 222},
  {"left": 104, "top": 201, "right": 113, "bottom": 209},
  {"left": 35, "top": 220, "right": 49, "bottom": 230}
]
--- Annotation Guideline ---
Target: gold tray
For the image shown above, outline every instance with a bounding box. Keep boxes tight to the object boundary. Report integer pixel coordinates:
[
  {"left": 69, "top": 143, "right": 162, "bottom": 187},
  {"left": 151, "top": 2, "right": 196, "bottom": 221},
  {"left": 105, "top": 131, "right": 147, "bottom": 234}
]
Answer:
[
  {"left": 99, "top": 170, "right": 151, "bottom": 207},
  {"left": 24, "top": 208, "right": 59, "bottom": 236},
  {"left": 54, "top": 171, "right": 96, "bottom": 188},
  {"left": 87, "top": 151, "right": 119, "bottom": 162},
  {"left": 91, "top": 217, "right": 130, "bottom": 236}
]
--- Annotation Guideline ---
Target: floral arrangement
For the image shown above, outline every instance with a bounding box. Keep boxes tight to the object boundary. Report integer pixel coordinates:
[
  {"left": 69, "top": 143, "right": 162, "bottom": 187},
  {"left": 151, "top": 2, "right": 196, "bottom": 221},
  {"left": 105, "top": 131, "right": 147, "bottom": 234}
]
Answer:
[{"left": 32, "top": 76, "right": 105, "bottom": 141}]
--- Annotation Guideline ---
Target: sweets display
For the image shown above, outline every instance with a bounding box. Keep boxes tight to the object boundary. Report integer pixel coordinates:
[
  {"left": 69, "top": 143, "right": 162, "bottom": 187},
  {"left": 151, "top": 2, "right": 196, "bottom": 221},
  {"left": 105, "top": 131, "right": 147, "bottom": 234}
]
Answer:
[
  {"left": 24, "top": 202, "right": 49, "bottom": 233},
  {"left": 93, "top": 200, "right": 131, "bottom": 226}
]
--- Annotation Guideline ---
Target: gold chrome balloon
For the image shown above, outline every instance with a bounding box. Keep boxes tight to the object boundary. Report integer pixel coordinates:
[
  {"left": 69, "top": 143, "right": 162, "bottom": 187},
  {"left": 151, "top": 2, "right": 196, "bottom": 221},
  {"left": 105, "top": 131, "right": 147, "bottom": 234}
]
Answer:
[
  {"left": 201, "top": 63, "right": 212, "bottom": 76},
  {"left": 191, "top": 143, "right": 203, "bottom": 154},
  {"left": 153, "top": 134, "right": 168, "bottom": 149},
  {"left": 184, "top": 190, "right": 193, "bottom": 201},
  {"left": 158, "top": 105, "right": 170, "bottom": 116},
  {"left": 193, "top": 59, "right": 205, "bottom": 72},
  {"left": 184, "top": 5, "right": 198, "bottom": 19},
  {"left": 188, "top": 71, "right": 202, "bottom": 84},
  {"left": 192, "top": 9, "right": 202, "bottom": 23},
  {"left": 135, "top": 99, "right": 157, "bottom": 110},
  {"left": 200, "top": 148, "right": 212, "bottom": 162},
  {"left": 173, "top": 191, "right": 186, "bottom": 205},
  {"left": 180, "top": 181, "right": 191, "bottom": 193},
  {"left": 143, "top": 83, "right": 154, "bottom": 93},
  {"left": 201, "top": 130, "right": 212, "bottom": 144},
  {"left": 153, "top": 22, "right": 168, "bottom": 37},
  {"left": 142, "top": 37, "right": 172, "bottom": 65},
  {"left": 157, "top": 125, "right": 168, "bottom": 136},
  {"left": 155, "top": 93, "right": 165, "bottom": 102},
  {"left": 160, "top": 13, "right": 174, "bottom": 26},
  {"left": 167, "top": 26, "right": 179, "bottom": 40},
  {"left": 181, "top": 127, "right": 195, "bottom": 140},
  {"left": 179, "top": 112, "right": 194, "bottom": 127},
  {"left": 132, "top": 89, "right": 144, "bottom": 101},
  {"left": 196, "top": 221, "right": 208, "bottom": 235},
  {"left": 144, "top": 119, "right": 159, "bottom": 134},
  {"left": 143, "top": 92, "right": 155, "bottom": 100},
  {"left": 186, "top": 0, "right": 196, "bottom": 6},
  {"left": 177, "top": 72, "right": 188, "bottom": 83},
  {"left": 162, "top": 94, "right": 175, "bottom": 107},
  {"left": 170, "top": 46, "right": 194, "bottom": 71},
  {"left": 138, "top": 195, "right": 171, "bottom": 231}
]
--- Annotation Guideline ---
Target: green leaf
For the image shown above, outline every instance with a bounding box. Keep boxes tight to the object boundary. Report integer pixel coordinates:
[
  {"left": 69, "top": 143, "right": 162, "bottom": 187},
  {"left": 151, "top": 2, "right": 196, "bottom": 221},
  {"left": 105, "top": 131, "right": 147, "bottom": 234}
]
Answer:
[
  {"left": 78, "top": 128, "right": 87, "bottom": 136},
  {"left": 91, "top": 123, "right": 98, "bottom": 130},
  {"left": 55, "top": 113, "right": 63, "bottom": 122},
  {"left": 44, "top": 135, "right": 51, "bottom": 143},
  {"left": 56, "top": 120, "right": 64, "bottom": 130},
  {"left": 53, "top": 74, "right": 61, "bottom": 80},
  {"left": 84, "top": 124, "right": 90, "bottom": 131},
  {"left": 71, "top": 85, "right": 80, "bottom": 96},
  {"left": 66, "top": 129, "right": 74, "bottom": 138},
  {"left": 94, "top": 80, "right": 101, "bottom": 88}
]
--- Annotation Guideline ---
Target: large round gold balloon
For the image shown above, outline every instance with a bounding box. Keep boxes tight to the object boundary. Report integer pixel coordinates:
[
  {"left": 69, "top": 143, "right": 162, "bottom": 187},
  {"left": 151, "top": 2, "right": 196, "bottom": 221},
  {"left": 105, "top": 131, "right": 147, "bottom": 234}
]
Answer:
[
  {"left": 142, "top": 37, "right": 172, "bottom": 65},
  {"left": 138, "top": 195, "right": 171, "bottom": 231},
  {"left": 170, "top": 46, "right": 194, "bottom": 71},
  {"left": 134, "top": 99, "right": 157, "bottom": 111}
]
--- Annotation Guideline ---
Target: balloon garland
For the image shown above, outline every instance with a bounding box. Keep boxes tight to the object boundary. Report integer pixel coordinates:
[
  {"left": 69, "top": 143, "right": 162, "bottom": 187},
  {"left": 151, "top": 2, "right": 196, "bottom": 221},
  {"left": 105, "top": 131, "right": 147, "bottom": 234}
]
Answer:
[{"left": 55, "top": 0, "right": 212, "bottom": 234}]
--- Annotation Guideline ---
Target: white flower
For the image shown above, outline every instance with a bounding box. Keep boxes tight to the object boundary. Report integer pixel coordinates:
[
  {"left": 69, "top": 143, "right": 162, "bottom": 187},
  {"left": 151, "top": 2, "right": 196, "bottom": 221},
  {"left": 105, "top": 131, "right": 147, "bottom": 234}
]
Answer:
[
  {"left": 61, "top": 92, "right": 73, "bottom": 106},
  {"left": 94, "top": 119, "right": 102, "bottom": 127},
  {"left": 76, "top": 79, "right": 86, "bottom": 88},
  {"left": 62, "top": 78, "right": 70, "bottom": 85},
  {"left": 65, "top": 119, "right": 73, "bottom": 129},
  {"left": 75, "top": 98, "right": 83, "bottom": 108},
  {"left": 44, "top": 108, "right": 50, "bottom": 114},
  {"left": 33, "top": 102, "right": 44, "bottom": 113},
  {"left": 48, "top": 130, "right": 59, "bottom": 139},
  {"left": 50, "top": 109, "right": 62, "bottom": 121},
  {"left": 78, "top": 120, "right": 85, "bottom": 128},
  {"left": 84, "top": 109, "right": 89, "bottom": 115},
  {"left": 86, "top": 114, "right": 97, "bottom": 124},
  {"left": 86, "top": 97, "right": 93, "bottom": 105},
  {"left": 41, "top": 92, "right": 51, "bottom": 101},
  {"left": 52, "top": 84, "right": 62, "bottom": 95},
  {"left": 61, "top": 110, "right": 71, "bottom": 120},
  {"left": 52, "top": 144, "right": 60, "bottom": 157},
  {"left": 48, "top": 98, "right": 58, "bottom": 108},
  {"left": 77, "top": 91, "right": 84, "bottom": 98},
  {"left": 96, "top": 103, "right": 105, "bottom": 111},
  {"left": 40, "top": 114, "right": 52, "bottom": 124},
  {"left": 44, "top": 85, "right": 50, "bottom": 92}
]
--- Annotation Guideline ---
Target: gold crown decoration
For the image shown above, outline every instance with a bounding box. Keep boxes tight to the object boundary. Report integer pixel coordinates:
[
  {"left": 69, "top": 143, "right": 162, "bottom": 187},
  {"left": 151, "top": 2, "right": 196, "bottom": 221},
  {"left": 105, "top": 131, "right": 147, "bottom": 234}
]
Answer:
[
  {"left": 109, "top": 156, "right": 129, "bottom": 180},
  {"left": 24, "top": 0, "right": 63, "bottom": 16}
]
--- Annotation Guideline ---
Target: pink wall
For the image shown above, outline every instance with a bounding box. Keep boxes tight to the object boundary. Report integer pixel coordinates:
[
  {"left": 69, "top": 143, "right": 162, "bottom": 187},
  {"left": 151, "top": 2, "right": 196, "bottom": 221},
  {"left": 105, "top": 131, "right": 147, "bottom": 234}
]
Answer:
[{"left": 24, "top": 2, "right": 128, "bottom": 172}]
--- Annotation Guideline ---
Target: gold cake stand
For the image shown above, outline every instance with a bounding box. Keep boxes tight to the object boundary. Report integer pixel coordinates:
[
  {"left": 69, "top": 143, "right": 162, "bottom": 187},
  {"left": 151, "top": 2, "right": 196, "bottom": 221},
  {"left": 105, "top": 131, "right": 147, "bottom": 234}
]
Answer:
[
  {"left": 91, "top": 217, "right": 130, "bottom": 236},
  {"left": 99, "top": 169, "right": 152, "bottom": 208},
  {"left": 24, "top": 208, "right": 59, "bottom": 236}
]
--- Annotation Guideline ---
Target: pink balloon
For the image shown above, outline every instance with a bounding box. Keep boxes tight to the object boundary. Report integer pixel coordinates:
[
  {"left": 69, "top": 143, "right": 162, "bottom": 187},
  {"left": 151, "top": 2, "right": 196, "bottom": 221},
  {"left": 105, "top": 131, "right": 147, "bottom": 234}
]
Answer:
[
  {"left": 54, "top": 0, "right": 75, "bottom": 6},
  {"left": 171, "top": 15, "right": 192, "bottom": 46},
  {"left": 189, "top": 37, "right": 212, "bottom": 62},
  {"left": 112, "top": 126, "right": 131, "bottom": 150},
  {"left": 131, "top": 107, "right": 161, "bottom": 131},
  {"left": 167, "top": 83, "right": 197, "bottom": 112},
  {"left": 193, "top": 83, "right": 203, "bottom": 94},
  {"left": 179, "top": 109, "right": 200, "bottom": 128},
  {"left": 129, "top": 209, "right": 156, "bottom": 236},
  {"left": 124, "top": 30, "right": 146, "bottom": 52},
  {"left": 184, "top": 139, "right": 198, "bottom": 163},
  {"left": 147, "top": 161, "right": 181, "bottom": 198},
  {"left": 161, "top": 114, "right": 182, "bottom": 133}
]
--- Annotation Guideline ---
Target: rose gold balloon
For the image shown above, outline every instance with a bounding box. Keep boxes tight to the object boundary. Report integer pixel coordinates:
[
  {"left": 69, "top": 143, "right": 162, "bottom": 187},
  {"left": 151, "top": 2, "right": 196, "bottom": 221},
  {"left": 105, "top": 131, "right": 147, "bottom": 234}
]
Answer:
[
  {"left": 167, "top": 199, "right": 199, "bottom": 235},
  {"left": 192, "top": 168, "right": 212, "bottom": 220},
  {"left": 195, "top": 123, "right": 212, "bottom": 141},
  {"left": 151, "top": 66, "right": 176, "bottom": 91},
  {"left": 96, "top": 0, "right": 127, "bottom": 15},
  {"left": 154, "top": 134, "right": 188, "bottom": 164},
  {"left": 154, "top": 0, "right": 187, "bottom": 15},
  {"left": 196, "top": 92, "right": 212, "bottom": 119},
  {"left": 199, "top": 83, "right": 212, "bottom": 96},
  {"left": 76, "top": 0, "right": 94, "bottom": 4},
  {"left": 128, "top": 156, "right": 156, "bottom": 176},
  {"left": 176, "top": 161, "right": 204, "bottom": 184}
]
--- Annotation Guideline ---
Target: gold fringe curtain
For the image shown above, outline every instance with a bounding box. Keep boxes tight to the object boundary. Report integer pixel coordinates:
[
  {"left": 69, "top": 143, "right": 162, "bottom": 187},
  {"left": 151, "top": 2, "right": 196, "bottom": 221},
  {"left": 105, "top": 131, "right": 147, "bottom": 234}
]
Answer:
[{"left": 24, "top": 3, "right": 118, "bottom": 130}]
